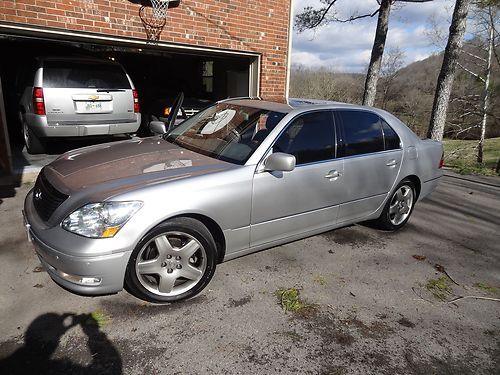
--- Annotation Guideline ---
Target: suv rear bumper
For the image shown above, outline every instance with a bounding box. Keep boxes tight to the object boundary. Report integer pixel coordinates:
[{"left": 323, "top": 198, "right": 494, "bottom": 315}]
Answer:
[{"left": 27, "top": 114, "right": 141, "bottom": 137}]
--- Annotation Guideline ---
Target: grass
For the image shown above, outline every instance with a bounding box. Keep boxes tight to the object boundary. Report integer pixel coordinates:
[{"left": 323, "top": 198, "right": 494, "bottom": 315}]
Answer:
[
  {"left": 425, "top": 277, "right": 453, "bottom": 301},
  {"left": 442, "top": 137, "right": 500, "bottom": 176},
  {"left": 276, "top": 288, "right": 308, "bottom": 312},
  {"left": 85, "top": 310, "right": 111, "bottom": 328},
  {"left": 474, "top": 282, "right": 498, "bottom": 294}
]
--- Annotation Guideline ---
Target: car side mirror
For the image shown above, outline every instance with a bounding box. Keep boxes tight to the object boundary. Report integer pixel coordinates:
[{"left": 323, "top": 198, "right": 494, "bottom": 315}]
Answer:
[
  {"left": 263, "top": 153, "right": 296, "bottom": 172},
  {"left": 149, "top": 121, "right": 166, "bottom": 135}
]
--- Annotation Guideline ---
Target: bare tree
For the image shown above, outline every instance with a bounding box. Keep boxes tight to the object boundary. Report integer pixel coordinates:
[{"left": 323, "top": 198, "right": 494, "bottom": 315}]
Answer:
[
  {"left": 379, "top": 47, "right": 406, "bottom": 109},
  {"left": 427, "top": 0, "right": 472, "bottom": 141},
  {"left": 295, "top": 0, "right": 433, "bottom": 107}
]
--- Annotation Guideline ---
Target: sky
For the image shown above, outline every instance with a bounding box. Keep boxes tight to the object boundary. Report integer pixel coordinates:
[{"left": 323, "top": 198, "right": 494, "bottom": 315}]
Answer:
[{"left": 291, "top": 0, "right": 455, "bottom": 72}]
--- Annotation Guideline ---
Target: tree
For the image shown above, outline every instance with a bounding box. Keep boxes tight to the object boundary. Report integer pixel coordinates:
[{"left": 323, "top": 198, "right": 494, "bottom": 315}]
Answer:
[
  {"left": 379, "top": 47, "right": 406, "bottom": 109},
  {"left": 427, "top": 0, "right": 472, "bottom": 141},
  {"left": 295, "top": 0, "right": 433, "bottom": 107}
]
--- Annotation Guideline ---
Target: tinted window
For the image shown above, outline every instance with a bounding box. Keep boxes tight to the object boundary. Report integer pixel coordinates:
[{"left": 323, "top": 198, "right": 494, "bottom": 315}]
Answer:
[
  {"left": 274, "top": 111, "right": 335, "bottom": 165},
  {"left": 381, "top": 120, "right": 401, "bottom": 150},
  {"left": 338, "top": 111, "right": 384, "bottom": 156},
  {"left": 43, "top": 61, "right": 131, "bottom": 89}
]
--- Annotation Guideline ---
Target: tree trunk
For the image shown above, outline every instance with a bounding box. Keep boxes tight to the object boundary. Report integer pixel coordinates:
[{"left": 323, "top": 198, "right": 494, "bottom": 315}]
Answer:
[
  {"left": 477, "top": 13, "right": 494, "bottom": 164},
  {"left": 427, "top": 0, "right": 471, "bottom": 141},
  {"left": 362, "top": 0, "right": 391, "bottom": 107}
]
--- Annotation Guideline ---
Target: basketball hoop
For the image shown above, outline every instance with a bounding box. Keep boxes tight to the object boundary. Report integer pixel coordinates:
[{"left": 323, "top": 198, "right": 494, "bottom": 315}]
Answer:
[{"left": 139, "top": 0, "right": 170, "bottom": 43}]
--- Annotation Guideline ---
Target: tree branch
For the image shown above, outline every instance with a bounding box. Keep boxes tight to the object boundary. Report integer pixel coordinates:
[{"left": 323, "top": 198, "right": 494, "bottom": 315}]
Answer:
[{"left": 457, "top": 62, "right": 486, "bottom": 82}]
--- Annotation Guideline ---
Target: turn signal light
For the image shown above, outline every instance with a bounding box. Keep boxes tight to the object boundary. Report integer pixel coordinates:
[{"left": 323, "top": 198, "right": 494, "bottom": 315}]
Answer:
[
  {"left": 133, "top": 89, "right": 140, "bottom": 113},
  {"left": 33, "top": 87, "right": 46, "bottom": 115}
]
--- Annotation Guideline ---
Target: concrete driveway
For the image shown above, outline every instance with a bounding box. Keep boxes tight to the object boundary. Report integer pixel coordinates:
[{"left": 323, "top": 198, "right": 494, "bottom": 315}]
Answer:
[{"left": 0, "top": 175, "right": 499, "bottom": 374}]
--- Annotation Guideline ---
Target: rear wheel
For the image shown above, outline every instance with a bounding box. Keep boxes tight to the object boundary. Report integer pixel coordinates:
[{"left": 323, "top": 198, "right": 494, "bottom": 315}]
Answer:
[
  {"left": 23, "top": 121, "right": 45, "bottom": 154},
  {"left": 125, "top": 217, "right": 217, "bottom": 303},
  {"left": 375, "top": 179, "right": 416, "bottom": 231}
]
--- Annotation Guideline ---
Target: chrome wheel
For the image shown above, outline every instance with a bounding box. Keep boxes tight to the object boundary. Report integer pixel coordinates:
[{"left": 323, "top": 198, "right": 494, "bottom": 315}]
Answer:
[
  {"left": 23, "top": 122, "right": 30, "bottom": 149},
  {"left": 135, "top": 231, "right": 207, "bottom": 297},
  {"left": 388, "top": 184, "right": 414, "bottom": 226}
]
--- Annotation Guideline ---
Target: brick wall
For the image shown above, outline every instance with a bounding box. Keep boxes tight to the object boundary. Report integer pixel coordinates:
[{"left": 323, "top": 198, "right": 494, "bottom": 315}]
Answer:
[{"left": 0, "top": 0, "right": 291, "bottom": 101}]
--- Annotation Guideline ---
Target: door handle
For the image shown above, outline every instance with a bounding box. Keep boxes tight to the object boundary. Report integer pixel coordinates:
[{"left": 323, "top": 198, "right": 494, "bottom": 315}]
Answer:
[
  {"left": 386, "top": 160, "right": 398, "bottom": 167},
  {"left": 325, "top": 170, "right": 341, "bottom": 179}
]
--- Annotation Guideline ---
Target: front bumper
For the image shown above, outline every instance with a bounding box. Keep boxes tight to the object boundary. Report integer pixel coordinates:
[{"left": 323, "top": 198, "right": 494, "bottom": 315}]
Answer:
[{"left": 23, "top": 201, "right": 132, "bottom": 296}]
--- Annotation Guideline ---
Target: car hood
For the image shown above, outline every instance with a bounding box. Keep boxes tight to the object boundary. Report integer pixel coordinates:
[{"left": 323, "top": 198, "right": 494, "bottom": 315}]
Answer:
[{"left": 44, "top": 137, "right": 235, "bottom": 196}]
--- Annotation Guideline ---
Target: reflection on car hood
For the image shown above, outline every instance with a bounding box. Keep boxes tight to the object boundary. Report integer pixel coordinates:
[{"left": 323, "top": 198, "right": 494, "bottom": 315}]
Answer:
[{"left": 44, "top": 137, "right": 233, "bottom": 194}]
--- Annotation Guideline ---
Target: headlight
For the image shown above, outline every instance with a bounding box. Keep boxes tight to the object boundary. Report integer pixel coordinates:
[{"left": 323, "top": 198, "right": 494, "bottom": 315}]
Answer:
[{"left": 62, "top": 201, "right": 142, "bottom": 238}]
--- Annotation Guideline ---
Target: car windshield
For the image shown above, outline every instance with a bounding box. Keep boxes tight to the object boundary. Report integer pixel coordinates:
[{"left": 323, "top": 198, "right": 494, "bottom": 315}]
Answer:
[{"left": 165, "top": 103, "right": 287, "bottom": 165}]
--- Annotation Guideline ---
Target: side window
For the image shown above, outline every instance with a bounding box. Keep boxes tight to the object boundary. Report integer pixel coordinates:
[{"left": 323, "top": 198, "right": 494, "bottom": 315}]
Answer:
[
  {"left": 273, "top": 111, "right": 335, "bottom": 165},
  {"left": 337, "top": 111, "right": 384, "bottom": 157},
  {"left": 381, "top": 120, "right": 401, "bottom": 150}
]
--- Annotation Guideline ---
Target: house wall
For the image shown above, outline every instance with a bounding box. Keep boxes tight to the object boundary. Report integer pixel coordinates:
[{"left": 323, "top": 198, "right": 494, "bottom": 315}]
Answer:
[{"left": 0, "top": 0, "right": 292, "bottom": 102}]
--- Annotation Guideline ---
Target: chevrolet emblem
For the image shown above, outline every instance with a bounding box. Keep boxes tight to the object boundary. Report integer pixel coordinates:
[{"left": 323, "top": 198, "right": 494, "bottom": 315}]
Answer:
[{"left": 88, "top": 95, "right": 99, "bottom": 101}]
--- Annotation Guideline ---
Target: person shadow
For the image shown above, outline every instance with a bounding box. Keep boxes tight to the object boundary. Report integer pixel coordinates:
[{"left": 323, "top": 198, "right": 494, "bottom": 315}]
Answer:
[{"left": 0, "top": 312, "right": 122, "bottom": 375}]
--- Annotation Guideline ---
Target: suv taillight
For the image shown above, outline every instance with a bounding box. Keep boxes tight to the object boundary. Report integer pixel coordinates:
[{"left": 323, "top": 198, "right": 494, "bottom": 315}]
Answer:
[
  {"left": 133, "top": 90, "right": 140, "bottom": 113},
  {"left": 33, "top": 87, "right": 46, "bottom": 115}
]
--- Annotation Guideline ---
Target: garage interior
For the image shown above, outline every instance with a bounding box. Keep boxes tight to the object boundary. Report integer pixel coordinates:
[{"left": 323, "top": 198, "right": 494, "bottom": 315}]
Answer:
[{"left": 0, "top": 29, "right": 260, "bottom": 176}]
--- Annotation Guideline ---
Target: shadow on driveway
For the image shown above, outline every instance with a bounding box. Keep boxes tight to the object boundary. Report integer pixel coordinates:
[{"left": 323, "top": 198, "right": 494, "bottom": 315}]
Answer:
[{"left": 0, "top": 312, "right": 122, "bottom": 375}]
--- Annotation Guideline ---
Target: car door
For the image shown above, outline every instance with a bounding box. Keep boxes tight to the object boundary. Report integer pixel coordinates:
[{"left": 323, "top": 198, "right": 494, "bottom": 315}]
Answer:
[
  {"left": 335, "top": 110, "right": 403, "bottom": 223},
  {"left": 250, "top": 110, "right": 344, "bottom": 247}
]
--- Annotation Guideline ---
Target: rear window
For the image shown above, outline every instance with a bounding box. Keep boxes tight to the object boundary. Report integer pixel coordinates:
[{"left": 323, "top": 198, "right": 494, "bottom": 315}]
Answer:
[{"left": 43, "top": 61, "right": 131, "bottom": 89}]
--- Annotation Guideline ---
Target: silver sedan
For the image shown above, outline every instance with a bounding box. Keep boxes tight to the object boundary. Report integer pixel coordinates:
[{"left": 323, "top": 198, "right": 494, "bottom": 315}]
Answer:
[{"left": 23, "top": 99, "right": 443, "bottom": 303}]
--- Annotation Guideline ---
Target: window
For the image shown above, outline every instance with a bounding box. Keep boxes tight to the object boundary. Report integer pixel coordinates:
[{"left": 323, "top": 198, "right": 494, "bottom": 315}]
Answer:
[
  {"left": 166, "top": 103, "right": 286, "bottom": 165},
  {"left": 43, "top": 61, "right": 131, "bottom": 89},
  {"left": 337, "top": 111, "right": 384, "bottom": 156},
  {"left": 202, "top": 61, "right": 214, "bottom": 93},
  {"left": 381, "top": 120, "right": 401, "bottom": 150},
  {"left": 273, "top": 111, "right": 335, "bottom": 165}
]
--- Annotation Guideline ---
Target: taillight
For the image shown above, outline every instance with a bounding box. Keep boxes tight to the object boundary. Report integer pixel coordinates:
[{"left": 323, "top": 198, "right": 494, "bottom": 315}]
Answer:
[
  {"left": 439, "top": 152, "right": 444, "bottom": 169},
  {"left": 33, "top": 87, "right": 45, "bottom": 115},
  {"left": 133, "top": 90, "right": 140, "bottom": 113}
]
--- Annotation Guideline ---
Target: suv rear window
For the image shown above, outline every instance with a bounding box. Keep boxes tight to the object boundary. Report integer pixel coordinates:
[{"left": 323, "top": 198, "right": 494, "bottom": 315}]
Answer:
[{"left": 43, "top": 61, "right": 131, "bottom": 89}]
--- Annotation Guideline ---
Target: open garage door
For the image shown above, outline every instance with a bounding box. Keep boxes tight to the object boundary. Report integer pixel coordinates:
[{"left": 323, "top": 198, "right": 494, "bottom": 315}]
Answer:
[{"left": 0, "top": 25, "right": 260, "bottom": 171}]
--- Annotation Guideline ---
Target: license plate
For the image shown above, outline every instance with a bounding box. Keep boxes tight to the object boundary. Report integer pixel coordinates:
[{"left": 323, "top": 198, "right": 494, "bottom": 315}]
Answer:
[{"left": 75, "top": 101, "right": 112, "bottom": 113}]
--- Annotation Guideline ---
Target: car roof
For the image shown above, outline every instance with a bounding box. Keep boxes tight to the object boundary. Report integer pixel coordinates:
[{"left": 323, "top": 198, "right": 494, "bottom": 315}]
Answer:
[
  {"left": 222, "top": 99, "right": 294, "bottom": 113},
  {"left": 223, "top": 98, "right": 366, "bottom": 114}
]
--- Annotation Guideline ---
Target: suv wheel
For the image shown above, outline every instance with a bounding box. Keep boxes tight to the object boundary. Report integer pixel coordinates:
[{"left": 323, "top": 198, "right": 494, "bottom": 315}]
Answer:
[
  {"left": 23, "top": 122, "right": 45, "bottom": 154},
  {"left": 125, "top": 217, "right": 217, "bottom": 303}
]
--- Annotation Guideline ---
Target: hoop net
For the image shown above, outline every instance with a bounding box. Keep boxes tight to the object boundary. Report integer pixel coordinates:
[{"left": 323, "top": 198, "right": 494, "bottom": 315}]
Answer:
[{"left": 139, "top": 0, "right": 170, "bottom": 42}]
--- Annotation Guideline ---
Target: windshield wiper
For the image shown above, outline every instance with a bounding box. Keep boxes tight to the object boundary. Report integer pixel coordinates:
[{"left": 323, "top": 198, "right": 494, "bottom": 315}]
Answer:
[{"left": 96, "top": 89, "right": 126, "bottom": 92}]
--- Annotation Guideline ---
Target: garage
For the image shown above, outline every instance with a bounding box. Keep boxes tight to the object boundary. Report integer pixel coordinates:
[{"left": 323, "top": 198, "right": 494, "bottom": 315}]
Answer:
[{"left": 0, "top": 25, "right": 260, "bottom": 166}]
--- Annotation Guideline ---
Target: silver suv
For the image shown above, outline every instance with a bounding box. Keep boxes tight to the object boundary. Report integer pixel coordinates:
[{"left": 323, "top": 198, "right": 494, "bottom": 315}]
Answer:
[{"left": 18, "top": 57, "right": 141, "bottom": 153}]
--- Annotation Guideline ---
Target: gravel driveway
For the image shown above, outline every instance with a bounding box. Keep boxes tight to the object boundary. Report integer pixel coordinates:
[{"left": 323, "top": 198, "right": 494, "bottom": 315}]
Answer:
[{"left": 0, "top": 174, "right": 499, "bottom": 374}]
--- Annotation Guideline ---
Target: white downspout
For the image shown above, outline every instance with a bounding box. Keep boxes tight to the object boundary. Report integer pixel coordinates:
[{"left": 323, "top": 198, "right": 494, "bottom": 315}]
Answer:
[{"left": 285, "top": 0, "right": 294, "bottom": 103}]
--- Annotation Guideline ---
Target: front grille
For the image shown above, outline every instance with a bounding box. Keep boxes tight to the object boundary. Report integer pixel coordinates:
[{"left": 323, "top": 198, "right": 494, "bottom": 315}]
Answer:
[{"left": 33, "top": 172, "right": 68, "bottom": 221}]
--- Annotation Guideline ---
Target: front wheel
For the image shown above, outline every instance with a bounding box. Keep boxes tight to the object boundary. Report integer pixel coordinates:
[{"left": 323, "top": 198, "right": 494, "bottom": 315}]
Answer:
[
  {"left": 375, "top": 179, "right": 416, "bottom": 231},
  {"left": 125, "top": 217, "right": 217, "bottom": 303}
]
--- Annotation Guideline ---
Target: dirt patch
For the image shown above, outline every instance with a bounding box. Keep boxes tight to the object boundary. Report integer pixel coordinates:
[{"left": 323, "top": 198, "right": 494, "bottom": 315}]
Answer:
[
  {"left": 322, "top": 226, "right": 386, "bottom": 249},
  {"left": 340, "top": 317, "right": 392, "bottom": 339},
  {"left": 227, "top": 295, "right": 252, "bottom": 308},
  {"left": 398, "top": 317, "right": 416, "bottom": 328}
]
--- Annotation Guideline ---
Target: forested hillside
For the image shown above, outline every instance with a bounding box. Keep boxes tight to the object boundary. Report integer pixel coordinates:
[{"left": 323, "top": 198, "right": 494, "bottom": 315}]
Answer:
[{"left": 289, "top": 44, "right": 500, "bottom": 139}]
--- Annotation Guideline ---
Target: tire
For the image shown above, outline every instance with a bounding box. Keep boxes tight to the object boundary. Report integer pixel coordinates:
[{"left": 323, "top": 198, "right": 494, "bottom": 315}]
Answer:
[
  {"left": 23, "top": 121, "right": 45, "bottom": 154},
  {"left": 125, "top": 217, "right": 217, "bottom": 303},
  {"left": 375, "top": 179, "right": 416, "bottom": 231}
]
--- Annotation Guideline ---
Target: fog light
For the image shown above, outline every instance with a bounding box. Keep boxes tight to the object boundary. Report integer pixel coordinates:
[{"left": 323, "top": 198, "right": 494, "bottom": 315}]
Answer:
[{"left": 58, "top": 270, "right": 102, "bottom": 286}]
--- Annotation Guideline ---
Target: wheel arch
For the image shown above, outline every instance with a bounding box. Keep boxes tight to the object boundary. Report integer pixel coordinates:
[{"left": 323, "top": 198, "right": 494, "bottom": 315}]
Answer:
[
  {"left": 169, "top": 213, "right": 226, "bottom": 264},
  {"left": 401, "top": 175, "right": 421, "bottom": 200}
]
